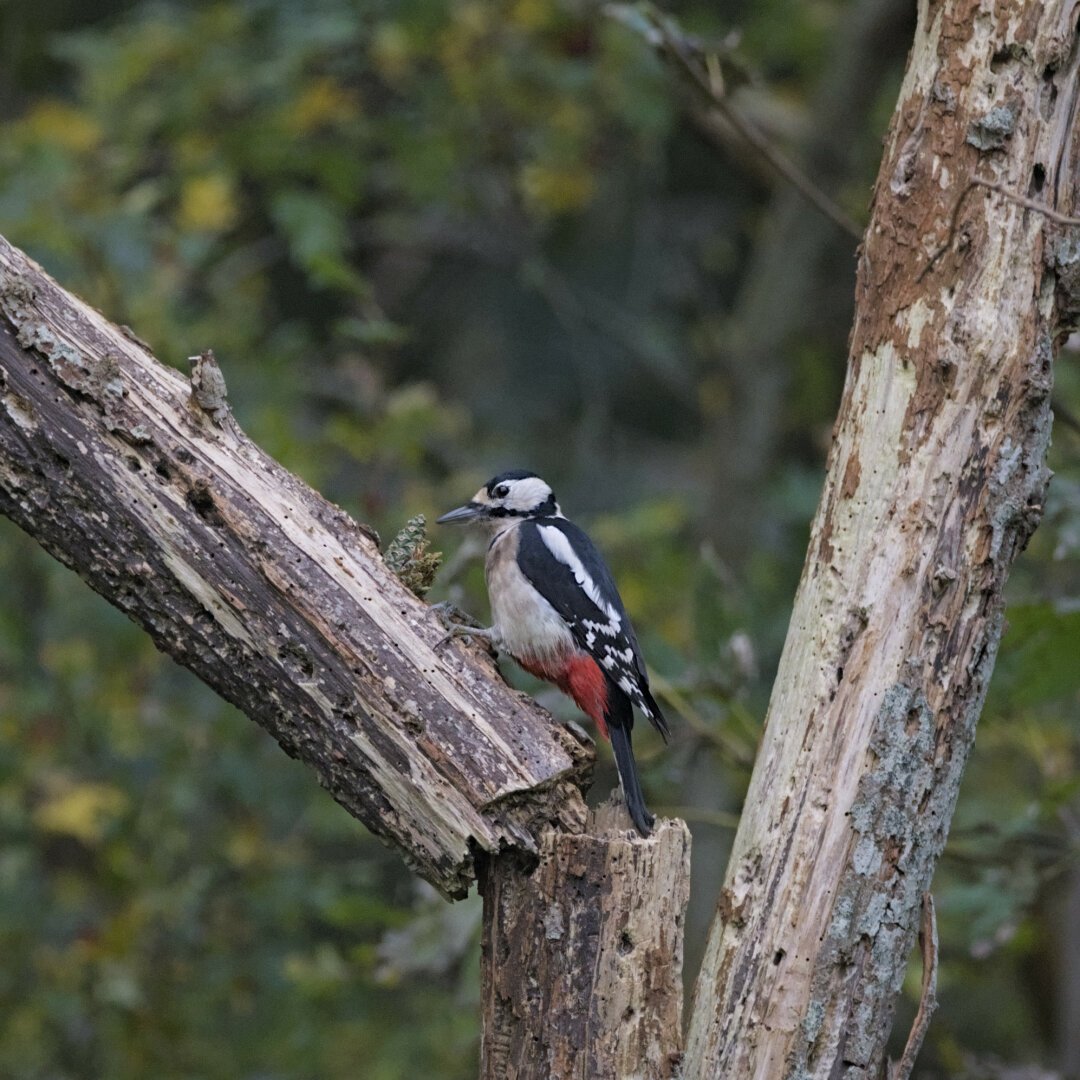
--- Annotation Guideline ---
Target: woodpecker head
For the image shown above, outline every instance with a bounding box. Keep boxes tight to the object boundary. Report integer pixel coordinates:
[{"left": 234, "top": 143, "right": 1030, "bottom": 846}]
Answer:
[{"left": 436, "top": 470, "right": 561, "bottom": 529}]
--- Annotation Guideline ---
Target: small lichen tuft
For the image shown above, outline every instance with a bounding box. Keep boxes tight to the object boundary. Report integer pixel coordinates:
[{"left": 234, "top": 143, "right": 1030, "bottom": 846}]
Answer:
[
  {"left": 2, "top": 391, "right": 38, "bottom": 434},
  {"left": 189, "top": 349, "right": 231, "bottom": 426},
  {"left": 543, "top": 903, "right": 565, "bottom": 941},
  {"left": 966, "top": 104, "right": 1017, "bottom": 150},
  {"left": 0, "top": 267, "right": 36, "bottom": 312},
  {"left": 384, "top": 514, "right": 442, "bottom": 598},
  {"left": 801, "top": 999, "right": 825, "bottom": 1044},
  {"left": 0, "top": 269, "right": 129, "bottom": 411},
  {"left": 1049, "top": 229, "right": 1080, "bottom": 326}
]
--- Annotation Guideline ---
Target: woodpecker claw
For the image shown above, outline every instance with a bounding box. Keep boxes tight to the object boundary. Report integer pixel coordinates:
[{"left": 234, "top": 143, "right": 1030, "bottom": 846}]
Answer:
[
  {"left": 435, "top": 623, "right": 497, "bottom": 653},
  {"left": 431, "top": 602, "right": 497, "bottom": 653}
]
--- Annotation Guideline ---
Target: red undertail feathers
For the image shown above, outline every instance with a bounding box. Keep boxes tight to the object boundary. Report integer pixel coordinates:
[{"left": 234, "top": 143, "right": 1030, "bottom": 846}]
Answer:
[
  {"left": 515, "top": 649, "right": 653, "bottom": 835},
  {"left": 516, "top": 651, "right": 610, "bottom": 738}
]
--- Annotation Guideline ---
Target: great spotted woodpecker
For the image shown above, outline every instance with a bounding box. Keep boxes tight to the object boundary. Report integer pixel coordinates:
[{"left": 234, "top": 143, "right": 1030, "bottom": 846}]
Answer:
[{"left": 436, "top": 470, "right": 669, "bottom": 835}]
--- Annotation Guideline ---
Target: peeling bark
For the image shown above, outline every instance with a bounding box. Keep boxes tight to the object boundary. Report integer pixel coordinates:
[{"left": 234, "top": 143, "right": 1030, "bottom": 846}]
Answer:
[
  {"left": 0, "top": 235, "right": 593, "bottom": 899},
  {"left": 685, "top": 1, "right": 1078, "bottom": 1076},
  {"left": 479, "top": 797, "right": 691, "bottom": 1080}
]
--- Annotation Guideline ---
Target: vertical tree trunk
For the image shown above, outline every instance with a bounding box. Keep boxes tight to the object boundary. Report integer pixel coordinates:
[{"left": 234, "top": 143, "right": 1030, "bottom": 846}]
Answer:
[
  {"left": 685, "top": 1, "right": 1079, "bottom": 1076},
  {"left": 480, "top": 800, "right": 690, "bottom": 1079}
]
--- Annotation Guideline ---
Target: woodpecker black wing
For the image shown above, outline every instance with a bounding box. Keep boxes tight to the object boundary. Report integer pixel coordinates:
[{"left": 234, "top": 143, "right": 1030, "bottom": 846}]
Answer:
[{"left": 515, "top": 518, "right": 669, "bottom": 740}]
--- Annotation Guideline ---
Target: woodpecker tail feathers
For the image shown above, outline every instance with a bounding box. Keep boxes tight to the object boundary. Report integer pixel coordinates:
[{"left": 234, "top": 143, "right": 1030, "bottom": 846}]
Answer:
[{"left": 608, "top": 709, "right": 655, "bottom": 837}]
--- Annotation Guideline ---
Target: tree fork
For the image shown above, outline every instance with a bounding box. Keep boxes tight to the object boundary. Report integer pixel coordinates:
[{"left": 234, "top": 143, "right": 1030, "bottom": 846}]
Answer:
[
  {"left": 0, "top": 234, "right": 594, "bottom": 899},
  {"left": 685, "top": 1, "right": 1080, "bottom": 1076}
]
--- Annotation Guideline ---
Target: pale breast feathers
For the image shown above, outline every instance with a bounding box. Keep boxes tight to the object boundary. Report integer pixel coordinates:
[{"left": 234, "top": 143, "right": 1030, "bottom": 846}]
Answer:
[{"left": 485, "top": 527, "right": 576, "bottom": 663}]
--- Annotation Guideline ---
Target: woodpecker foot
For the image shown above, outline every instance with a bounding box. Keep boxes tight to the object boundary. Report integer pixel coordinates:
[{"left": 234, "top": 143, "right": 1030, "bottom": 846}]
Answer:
[
  {"left": 431, "top": 603, "right": 498, "bottom": 654},
  {"left": 436, "top": 623, "right": 498, "bottom": 653},
  {"left": 430, "top": 600, "right": 482, "bottom": 628}
]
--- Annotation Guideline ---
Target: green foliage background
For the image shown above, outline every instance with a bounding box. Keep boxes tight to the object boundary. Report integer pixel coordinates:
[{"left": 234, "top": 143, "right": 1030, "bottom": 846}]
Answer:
[{"left": 0, "top": 1, "right": 1077, "bottom": 1076}]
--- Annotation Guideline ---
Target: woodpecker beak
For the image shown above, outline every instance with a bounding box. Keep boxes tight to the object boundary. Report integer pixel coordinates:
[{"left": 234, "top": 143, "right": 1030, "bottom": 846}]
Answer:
[{"left": 436, "top": 502, "right": 485, "bottom": 525}]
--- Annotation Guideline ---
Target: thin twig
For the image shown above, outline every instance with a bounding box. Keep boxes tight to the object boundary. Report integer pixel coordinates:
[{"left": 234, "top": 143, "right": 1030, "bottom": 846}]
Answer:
[
  {"left": 920, "top": 177, "right": 1080, "bottom": 281},
  {"left": 605, "top": 3, "right": 863, "bottom": 242},
  {"left": 971, "top": 177, "right": 1080, "bottom": 227},
  {"left": 649, "top": 671, "right": 757, "bottom": 767},
  {"left": 918, "top": 182, "right": 978, "bottom": 281},
  {"left": 680, "top": 58, "right": 863, "bottom": 241},
  {"left": 525, "top": 259, "right": 696, "bottom": 405},
  {"left": 889, "top": 892, "right": 939, "bottom": 1080}
]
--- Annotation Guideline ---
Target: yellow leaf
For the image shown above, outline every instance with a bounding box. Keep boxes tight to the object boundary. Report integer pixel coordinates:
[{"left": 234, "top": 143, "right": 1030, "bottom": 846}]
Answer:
[
  {"left": 371, "top": 23, "right": 412, "bottom": 83},
  {"left": 283, "top": 78, "right": 360, "bottom": 135},
  {"left": 510, "top": 0, "right": 554, "bottom": 30},
  {"left": 551, "top": 101, "right": 589, "bottom": 138},
  {"left": 519, "top": 163, "right": 595, "bottom": 215},
  {"left": 178, "top": 173, "right": 238, "bottom": 233},
  {"left": 24, "top": 100, "right": 102, "bottom": 153},
  {"left": 226, "top": 822, "right": 263, "bottom": 868},
  {"left": 33, "top": 781, "right": 128, "bottom": 845},
  {"left": 174, "top": 133, "right": 216, "bottom": 169}
]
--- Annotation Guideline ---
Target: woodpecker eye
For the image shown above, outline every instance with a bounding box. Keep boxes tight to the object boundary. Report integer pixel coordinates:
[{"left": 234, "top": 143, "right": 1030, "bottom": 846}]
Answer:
[{"left": 493, "top": 483, "right": 510, "bottom": 498}]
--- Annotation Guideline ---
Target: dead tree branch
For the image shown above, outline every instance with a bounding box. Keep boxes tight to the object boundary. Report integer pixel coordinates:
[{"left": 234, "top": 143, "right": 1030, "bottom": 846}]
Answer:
[{"left": 0, "top": 235, "right": 593, "bottom": 899}]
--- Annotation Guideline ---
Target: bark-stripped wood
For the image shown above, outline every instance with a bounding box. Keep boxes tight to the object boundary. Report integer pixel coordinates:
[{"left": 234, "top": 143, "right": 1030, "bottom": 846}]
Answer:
[
  {"left": 685, "top": 1, "right": 1078, "bottom": 1076},
  {"left": 0, "top": 234, "right": 593, "bottom": 899},
  {"left": 479, "top": 796, "right": 690, "bottom": 1080}
]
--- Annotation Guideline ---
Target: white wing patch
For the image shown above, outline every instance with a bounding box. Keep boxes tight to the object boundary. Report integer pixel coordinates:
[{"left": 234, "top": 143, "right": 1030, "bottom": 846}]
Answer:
[
  {"left": 529, "top": 521, "right": 659, "bottom": 724},
  {"left": 538, "top": 525, "right": 623, "bottom": 633}
]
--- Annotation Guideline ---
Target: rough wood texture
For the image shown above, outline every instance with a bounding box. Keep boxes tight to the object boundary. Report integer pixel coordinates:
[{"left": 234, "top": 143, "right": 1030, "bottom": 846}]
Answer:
[
  {"left": 0, "top": 234, "right": 593, "bottom": 899},
  {"left": 685, "top": 2, "right": 1078, "bottom": 1076},
  {"left": 480, "top": 796, "right": 690, "bottom": 1080}
]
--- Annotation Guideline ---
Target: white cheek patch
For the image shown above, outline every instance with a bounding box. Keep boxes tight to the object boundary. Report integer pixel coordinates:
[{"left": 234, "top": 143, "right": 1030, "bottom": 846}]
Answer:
[
  {"left": 505, "top": 477, "right": 553, "bottom": 512},
  {"left": 537, "top": 526, "right": 622, "bottom": 630}
]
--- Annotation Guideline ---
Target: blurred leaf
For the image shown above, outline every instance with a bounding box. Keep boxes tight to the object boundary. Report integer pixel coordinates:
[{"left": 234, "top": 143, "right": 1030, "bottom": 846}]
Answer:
[
  {"left": 23, "top": 99, "right": 102, "bottom": 153},
  {"left": 32, "top": 779, "right": 129, "bottom": 845},
  {"left": 178, "top": 173, "right": 239, "bottom": 233},
  {"left": 519, "top": 162, "right": 595, "bottom": 214}
]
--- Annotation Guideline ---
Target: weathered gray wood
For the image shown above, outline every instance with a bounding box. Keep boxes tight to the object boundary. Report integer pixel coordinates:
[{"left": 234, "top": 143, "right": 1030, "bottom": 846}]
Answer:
[
  {"left": 480, "top": 796, "right": 691, "bottom": 1080},
  {"left": 0, "top": 234, "right": 592, "bottom": 899},
  {"left": 685, "top": 1, "right": 1078, "bottom": 1075}
]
